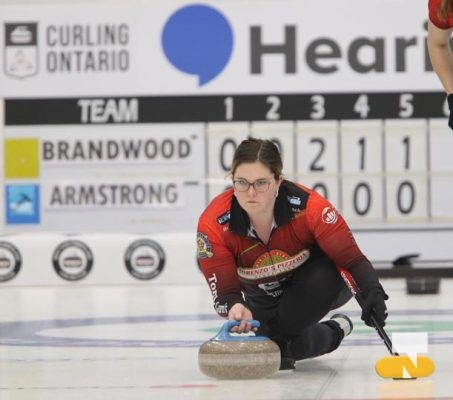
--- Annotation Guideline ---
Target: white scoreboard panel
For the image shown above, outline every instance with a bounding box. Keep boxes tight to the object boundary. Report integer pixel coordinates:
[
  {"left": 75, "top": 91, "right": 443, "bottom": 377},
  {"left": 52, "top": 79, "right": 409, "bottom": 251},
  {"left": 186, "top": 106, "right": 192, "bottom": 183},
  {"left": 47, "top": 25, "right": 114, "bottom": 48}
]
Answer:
[
  {"left": 208, "top": 119, "right": 451, "bottom": 226},
  {"left": 3, "top": 92, "right": 453, "bottom": 261}
]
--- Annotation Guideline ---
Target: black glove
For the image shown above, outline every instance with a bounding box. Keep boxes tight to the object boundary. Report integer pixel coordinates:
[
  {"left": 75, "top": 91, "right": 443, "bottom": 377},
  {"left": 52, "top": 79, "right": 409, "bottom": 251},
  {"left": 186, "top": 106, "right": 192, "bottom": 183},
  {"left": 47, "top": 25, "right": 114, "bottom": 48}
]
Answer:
[
  {"left": 346, "top": 259, "right": 389, "bottom": 327},
  {"left": 447, "top": 94, "right": 453, "bottom": 131},
  {"left": 360, "top": 287, "right": 389, "bottom": 327}
]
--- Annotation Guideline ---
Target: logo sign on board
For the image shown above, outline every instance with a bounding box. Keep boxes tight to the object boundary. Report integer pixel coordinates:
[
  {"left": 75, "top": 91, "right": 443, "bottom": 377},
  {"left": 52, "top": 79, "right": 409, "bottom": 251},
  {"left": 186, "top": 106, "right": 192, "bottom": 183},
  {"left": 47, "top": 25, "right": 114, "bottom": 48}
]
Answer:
[
  {"left": 4, "top": 22, "right": 38, "bottom": 79},
  {"left": 0, "top": 242, "right": 22, "bottom": 282}
]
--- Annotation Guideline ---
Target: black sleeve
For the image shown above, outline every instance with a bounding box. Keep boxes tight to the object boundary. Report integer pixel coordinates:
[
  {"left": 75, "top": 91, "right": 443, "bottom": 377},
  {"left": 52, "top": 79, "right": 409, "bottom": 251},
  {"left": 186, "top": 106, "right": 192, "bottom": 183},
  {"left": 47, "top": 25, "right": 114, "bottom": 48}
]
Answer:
[{"left": 345, "top": 256, "right": 386, "bottom": 294}]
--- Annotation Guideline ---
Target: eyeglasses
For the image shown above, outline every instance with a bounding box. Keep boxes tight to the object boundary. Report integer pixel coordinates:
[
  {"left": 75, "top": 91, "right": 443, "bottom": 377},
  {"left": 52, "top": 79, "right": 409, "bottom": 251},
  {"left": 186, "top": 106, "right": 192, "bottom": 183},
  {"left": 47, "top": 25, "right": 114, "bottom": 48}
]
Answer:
[{"left": 232, "top": 178, "right": 274, "bottom": 192}]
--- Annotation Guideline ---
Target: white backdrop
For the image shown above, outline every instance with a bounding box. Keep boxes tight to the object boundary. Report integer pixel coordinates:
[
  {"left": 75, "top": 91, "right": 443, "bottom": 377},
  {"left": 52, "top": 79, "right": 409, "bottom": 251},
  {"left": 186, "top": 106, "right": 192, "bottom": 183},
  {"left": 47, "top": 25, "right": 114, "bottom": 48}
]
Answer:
[
  {"left": 0, "top": 0, "right": 441, "bottom": 95},
  {"left": 1, "top": 0, "right": 452, "bottom": 286}
]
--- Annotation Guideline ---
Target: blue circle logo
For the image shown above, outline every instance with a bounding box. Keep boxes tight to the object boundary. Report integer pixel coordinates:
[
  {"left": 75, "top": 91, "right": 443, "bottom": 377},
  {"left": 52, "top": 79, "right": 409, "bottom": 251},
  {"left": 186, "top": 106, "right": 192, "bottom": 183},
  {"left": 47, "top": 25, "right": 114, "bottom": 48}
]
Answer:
[{"left": 162, "top": 4, "right": 233, "bottom": 86}]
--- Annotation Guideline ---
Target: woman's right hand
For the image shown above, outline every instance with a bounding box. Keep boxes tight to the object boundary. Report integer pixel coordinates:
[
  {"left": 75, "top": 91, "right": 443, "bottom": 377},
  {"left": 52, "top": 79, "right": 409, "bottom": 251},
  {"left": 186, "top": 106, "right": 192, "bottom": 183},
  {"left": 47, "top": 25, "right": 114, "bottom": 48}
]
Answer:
[{"left": 227, "top": 303, "right": 255, "bottom": 333}]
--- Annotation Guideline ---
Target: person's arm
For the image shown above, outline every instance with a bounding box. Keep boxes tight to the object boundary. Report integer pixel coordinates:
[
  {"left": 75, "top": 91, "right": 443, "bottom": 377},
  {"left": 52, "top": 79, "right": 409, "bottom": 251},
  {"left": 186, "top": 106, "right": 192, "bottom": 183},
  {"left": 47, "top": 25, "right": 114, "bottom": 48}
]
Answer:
[
  {"left": 197, "top": 216, "right": 253, "bottom": 332},
  {"left": 305, "top": 194, "right": 388, "bottom": 326},
  {"left": 197, "top": 229, "right": 254, "bottom": 332},
  {"left": 427, "top": 19, "right": 453, "bottom": 93}
]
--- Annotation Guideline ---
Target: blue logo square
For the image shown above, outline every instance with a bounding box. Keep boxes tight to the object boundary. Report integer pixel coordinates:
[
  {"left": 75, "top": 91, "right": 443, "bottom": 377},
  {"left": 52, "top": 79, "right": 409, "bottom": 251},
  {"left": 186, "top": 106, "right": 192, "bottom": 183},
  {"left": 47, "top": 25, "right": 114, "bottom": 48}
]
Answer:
[{"left": 5, "top": 184, "right": 40, "bottom": 224}]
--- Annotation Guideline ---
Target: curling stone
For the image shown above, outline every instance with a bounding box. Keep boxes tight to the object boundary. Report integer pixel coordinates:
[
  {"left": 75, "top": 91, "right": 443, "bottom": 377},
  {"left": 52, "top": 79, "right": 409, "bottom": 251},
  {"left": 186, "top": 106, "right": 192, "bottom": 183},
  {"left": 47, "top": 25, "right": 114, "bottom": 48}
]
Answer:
[{"left": 198, "top": 320, "right": 280, "bottom": 380}]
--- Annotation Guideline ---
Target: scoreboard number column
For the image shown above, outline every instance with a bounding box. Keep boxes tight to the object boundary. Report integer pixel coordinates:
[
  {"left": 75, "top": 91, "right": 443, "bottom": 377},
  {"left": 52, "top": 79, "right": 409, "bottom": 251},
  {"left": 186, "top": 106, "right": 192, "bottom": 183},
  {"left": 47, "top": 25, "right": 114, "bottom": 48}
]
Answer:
[
  {"left": 295, "top": 121, "right": 340, "bottom": 207},
  {"left": 384, "top": 119, "right": 428, "bottom": 222},
  {"left": 207, "top": 121, "right": 295, "bottom": 201},
  {"left": 340, "top": 120, "right": 383, "bottom": 223},
  {"left": 250, "top": 121, "right": 295, "bottom": 180},
  {"left": 206, "top": 122, "right": 250, "bottom": 201},
  {"left": 429, "top": 119, "right": 453, "bottom": 224}
]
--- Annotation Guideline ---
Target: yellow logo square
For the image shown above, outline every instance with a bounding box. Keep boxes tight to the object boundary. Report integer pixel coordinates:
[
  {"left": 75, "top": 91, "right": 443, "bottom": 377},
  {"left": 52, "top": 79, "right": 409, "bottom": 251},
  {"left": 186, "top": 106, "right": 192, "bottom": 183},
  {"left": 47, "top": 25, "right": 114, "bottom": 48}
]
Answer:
[{"left": 4, "top": 138, "right": 39, "bottom": 179}]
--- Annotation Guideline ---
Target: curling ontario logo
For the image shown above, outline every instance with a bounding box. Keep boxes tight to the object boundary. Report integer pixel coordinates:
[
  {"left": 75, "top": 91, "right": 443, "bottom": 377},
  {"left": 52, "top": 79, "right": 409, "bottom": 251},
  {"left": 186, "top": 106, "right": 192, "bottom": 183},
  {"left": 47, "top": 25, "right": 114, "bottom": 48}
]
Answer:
[
  {"left": 124, "top": 239, "right": 166, "bottom": 280},
  {"left": 4, "top": 22, "right": 39, "bottom": 79},
  {"left": 52, "top": 240, "right": 93, "bottom": 281},
  {"left": 3, "top": 20, "right": 131, "bottom": 79},
  {"left": 0, "top": 241, "right": 22, "bottom": 282}
]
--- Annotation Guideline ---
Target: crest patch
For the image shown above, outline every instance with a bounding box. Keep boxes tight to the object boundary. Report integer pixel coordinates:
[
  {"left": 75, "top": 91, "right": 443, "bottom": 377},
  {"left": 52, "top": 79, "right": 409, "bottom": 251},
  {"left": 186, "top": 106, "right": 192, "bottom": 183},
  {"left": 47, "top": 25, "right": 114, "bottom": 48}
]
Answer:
[{"left": 197, "top": 232, "right": 214, "bottom": 259}]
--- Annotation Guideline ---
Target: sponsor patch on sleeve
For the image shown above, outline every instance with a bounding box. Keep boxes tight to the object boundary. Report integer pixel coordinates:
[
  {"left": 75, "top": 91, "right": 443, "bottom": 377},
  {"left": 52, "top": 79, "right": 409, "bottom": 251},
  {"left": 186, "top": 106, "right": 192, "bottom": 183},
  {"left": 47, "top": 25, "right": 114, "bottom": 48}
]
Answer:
[
  {"left": 321, "top": 206, "right": 339, "bottom": 224},
  {"left": 197, "top": 232, "right": 214, "bottom": 259},
  {"left": 216, "top": 211, "right": 230, "bottom": 225}
]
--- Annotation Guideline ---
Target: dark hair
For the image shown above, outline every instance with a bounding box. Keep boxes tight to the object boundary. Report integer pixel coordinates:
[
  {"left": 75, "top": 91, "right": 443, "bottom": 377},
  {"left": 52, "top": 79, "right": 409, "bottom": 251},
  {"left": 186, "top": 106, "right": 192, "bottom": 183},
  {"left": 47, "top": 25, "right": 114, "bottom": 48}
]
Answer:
[
  {"left": 230, "top": 137, "right": 283, "bottom": 179},
  {"left": 438, "top": 0, "right": 453, "bottom": 20}
]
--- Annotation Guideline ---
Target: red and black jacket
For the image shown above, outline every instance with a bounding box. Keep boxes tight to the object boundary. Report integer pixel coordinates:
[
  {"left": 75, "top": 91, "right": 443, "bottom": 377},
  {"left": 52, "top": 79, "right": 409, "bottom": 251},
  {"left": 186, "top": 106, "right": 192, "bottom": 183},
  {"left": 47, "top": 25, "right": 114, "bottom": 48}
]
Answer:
[{"left": 197, "top": 180, "right": 379, "bottom": 317}]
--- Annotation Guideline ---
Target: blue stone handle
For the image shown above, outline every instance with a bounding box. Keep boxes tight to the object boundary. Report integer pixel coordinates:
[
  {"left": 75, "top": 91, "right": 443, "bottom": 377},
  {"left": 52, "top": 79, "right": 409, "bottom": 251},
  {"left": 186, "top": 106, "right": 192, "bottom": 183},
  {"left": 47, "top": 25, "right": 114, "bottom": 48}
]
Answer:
[{"left": 211, "top": 320, "right": 270, "bottom": 342}]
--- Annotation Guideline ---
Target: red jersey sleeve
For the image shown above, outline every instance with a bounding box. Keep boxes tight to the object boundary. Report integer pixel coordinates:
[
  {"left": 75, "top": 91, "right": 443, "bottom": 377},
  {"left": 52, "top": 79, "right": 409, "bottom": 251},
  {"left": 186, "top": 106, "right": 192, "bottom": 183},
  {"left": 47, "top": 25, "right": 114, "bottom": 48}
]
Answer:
[
  {"left": 304, "top": 192, "right": 365, "bottom": 268},
  {"left": 303, "top": 190, "right": 384, "bottom": 292},
  {"left": 429, "top": 0, "right": 453, "bottom": 29},
  {"left": 197, "top": 195, "right": 245, "bottom": 318}
]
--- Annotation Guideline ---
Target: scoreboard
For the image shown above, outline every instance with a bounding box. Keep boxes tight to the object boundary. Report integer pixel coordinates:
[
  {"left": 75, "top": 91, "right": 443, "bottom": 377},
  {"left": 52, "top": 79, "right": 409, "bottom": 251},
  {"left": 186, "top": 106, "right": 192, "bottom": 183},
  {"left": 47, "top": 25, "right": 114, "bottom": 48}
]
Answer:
[
  {"left": 2, "top": 0, "right": 453, "bottom": 263},
  {"left": 3, "top": 92, "right": 453, "bottom": 249}
]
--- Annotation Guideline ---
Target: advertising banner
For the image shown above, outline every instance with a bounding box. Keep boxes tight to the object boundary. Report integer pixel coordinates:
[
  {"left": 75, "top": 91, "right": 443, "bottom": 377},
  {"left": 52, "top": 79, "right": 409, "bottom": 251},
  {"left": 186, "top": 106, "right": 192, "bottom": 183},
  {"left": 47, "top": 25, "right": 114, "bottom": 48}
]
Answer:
[
  {"left": 0, "top": 0, "right": 441, "bottom": 96},
  {"left": 0, "top": 0, "right": 452, "bottom": 285}
]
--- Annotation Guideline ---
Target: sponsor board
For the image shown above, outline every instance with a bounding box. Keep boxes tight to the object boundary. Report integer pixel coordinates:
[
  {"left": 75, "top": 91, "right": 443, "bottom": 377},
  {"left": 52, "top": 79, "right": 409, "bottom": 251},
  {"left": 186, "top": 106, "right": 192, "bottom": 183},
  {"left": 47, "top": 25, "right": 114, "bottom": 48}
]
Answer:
[
  {"left": 124, "top": 239, "right": 166, "bottom": 280},
  {"left": 0, "top": 232, "right": 202, "bottom": 286},
  {"left": 52, "top": 240, "right": 93, "bottom": 281},
  {"left": 0, "top": 1, "right": 452, "bottom": 271},
  {"left": 0, "top": 241, "right": 22, "bottom": 282},
  {"left": 0, "top": 1, "right": 440, "bottom": 96}
]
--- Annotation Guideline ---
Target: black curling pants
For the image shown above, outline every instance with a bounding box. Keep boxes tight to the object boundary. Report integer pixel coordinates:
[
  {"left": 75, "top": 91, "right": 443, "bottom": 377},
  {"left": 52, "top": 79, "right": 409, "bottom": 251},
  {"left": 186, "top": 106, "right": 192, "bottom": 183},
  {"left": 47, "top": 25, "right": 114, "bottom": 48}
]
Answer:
[{"left": 248, "top": 255, "right": 352, "bottom": 361}]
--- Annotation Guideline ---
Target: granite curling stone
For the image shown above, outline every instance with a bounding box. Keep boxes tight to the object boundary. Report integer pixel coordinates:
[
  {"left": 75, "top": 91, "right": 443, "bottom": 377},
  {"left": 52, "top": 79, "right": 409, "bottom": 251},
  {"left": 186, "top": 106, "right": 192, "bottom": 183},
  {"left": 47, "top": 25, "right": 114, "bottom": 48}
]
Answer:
[{"left": 198, "top": 320, "right": 281, "bottom": 380}]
